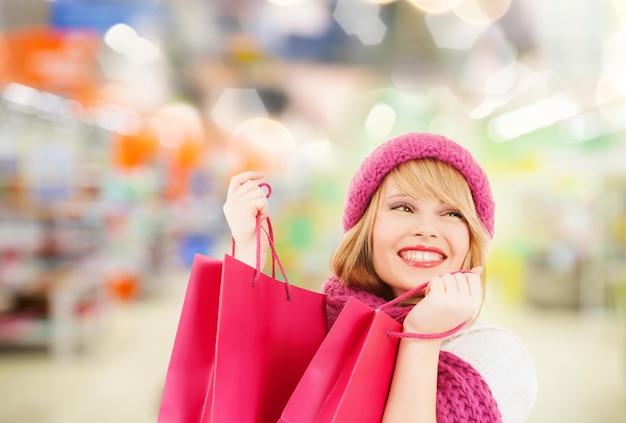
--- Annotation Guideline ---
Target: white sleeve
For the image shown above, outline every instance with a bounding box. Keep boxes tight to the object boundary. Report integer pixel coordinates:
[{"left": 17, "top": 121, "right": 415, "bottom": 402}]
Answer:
[{"left": 441, "top": 320, "right": 537, "bottom": 423}]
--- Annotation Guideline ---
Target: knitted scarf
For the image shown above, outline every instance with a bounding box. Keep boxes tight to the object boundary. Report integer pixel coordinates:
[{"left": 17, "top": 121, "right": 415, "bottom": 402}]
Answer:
[{"left": 322, "top": 275, "right": 503, "bottom": 423}]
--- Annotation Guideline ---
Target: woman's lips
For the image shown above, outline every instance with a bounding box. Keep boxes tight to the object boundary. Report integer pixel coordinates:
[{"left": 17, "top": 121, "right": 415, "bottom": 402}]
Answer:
[{"left": 398, "top": 246, "right": 446, "bottom": 268}]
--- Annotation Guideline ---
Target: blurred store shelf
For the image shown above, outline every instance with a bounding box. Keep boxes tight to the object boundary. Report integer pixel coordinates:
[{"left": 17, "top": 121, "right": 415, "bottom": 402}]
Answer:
[{"left": 0, "top": 268, "right": 187, "bottom": 423}]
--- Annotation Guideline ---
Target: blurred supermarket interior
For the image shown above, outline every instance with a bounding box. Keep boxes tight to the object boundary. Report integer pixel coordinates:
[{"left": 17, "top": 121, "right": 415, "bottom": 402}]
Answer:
[{"left": 1, "top": 0, "right": 626, "bottom": 422}]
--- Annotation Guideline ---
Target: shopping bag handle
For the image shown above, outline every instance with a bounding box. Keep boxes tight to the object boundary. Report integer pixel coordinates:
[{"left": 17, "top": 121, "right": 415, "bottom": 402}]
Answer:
[
  {"left": 231, "top": 183, "right": 293, "bottom": 301},
  {"left": 382, "top": 271, "right": 471, "bottom": 340}
]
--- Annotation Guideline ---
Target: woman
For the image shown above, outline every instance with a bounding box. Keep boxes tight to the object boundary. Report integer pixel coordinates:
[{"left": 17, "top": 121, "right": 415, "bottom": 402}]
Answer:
[{"left": 224, "top": 132, "right": 537, "bottom": 422}]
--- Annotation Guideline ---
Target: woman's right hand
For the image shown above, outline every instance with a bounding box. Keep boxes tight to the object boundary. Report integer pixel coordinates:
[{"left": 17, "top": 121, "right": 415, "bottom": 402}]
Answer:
[{"left": 222, "top": 171, "right": 269, "bottom": 268}]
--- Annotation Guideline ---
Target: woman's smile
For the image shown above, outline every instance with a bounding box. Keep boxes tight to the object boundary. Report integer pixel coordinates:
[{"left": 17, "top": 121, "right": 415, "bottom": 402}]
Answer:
[{"left": 398, "top": 245, "right": 447, "bottom": 267}]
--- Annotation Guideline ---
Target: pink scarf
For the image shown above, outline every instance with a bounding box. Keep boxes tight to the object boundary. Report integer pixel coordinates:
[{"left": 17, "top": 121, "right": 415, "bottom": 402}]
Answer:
[{"left": 322, "top": 275, "right": 503, "bottom": 423}]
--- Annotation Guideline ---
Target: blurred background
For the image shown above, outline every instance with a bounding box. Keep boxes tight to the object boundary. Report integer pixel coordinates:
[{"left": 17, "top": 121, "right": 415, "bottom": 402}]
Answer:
[{"left": 0, "top": 0, "right": 625, "bottom": 422}]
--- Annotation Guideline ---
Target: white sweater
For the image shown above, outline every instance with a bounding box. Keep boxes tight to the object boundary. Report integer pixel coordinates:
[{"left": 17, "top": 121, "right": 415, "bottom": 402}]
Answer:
[{"left": 441, "top": 320, "right": 537, "bottom": 423}]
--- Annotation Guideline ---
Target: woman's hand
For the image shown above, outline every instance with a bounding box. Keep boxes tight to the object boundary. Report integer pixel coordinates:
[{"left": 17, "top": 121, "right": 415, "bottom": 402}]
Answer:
[
  {"left": 222, "top": 171, "right": 269, "bottom": 268},
  {"left": 403, "top": 267, "right": 483, "bottom": 335}
]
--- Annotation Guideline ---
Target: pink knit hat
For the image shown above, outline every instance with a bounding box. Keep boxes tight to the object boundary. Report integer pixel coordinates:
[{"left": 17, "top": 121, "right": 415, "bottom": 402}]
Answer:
[{"left": 342, "top": 132, "right": 495, "bottom": 238}]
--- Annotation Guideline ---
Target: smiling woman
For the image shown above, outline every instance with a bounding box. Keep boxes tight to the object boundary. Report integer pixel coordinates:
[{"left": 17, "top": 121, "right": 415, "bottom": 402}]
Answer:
[{"left": 224, "top": 132, "right": 537, "bottom": 423}]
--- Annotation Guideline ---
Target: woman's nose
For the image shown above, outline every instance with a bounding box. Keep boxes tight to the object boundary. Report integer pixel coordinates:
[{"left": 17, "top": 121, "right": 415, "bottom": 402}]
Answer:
[{"left": 411, "top": 215, "right": 438, "bottom": 238}]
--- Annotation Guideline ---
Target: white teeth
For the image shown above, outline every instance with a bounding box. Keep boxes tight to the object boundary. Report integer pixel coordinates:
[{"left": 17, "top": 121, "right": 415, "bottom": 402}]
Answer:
[{"left": 400, "top": 251, "right": 444, "bottom": 262}]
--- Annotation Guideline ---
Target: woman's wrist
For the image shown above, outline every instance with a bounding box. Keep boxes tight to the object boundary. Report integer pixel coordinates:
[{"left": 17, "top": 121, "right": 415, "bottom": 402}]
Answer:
[
  {"left": 400, "top": 335, "right": 443, "bottom": 348},
  {"left": 232, "top": 240, "right": 268, "bottom": 270}
]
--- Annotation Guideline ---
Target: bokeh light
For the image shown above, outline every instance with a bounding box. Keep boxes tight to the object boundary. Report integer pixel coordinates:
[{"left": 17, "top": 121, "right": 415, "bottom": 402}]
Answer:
[
  {"left": 289, "top": 140, "right": 339, "bottom": 174},
  {"left": 487, "top": 95, "right": 581, "bottom": 142},
  {"left": 210, "top": 88, "right": 268, "bottom": 133},
  {"left": 333, "top": 0, "right": 387, "bottom": 46},
  {"left": 452, "top": 0, "right": 512, "bottom": 26},
  {"left": 234, "top": 117, "right": 295, "bottom": 155},
  {"left": 104, "top": 24, "right": 160, "bottom": 65},
  {"left": 407, "top": 0, "right": 460, "bottom": 14},
  {"left": 424, "top": 11, "right": 489, "bottom": 50},
  {"left": 260, "top": 0, "right": 331, "bottom": 39},
  {"left": 364, "top": 102, "right": 397, "bottom": 140},
  {"left": 228, "top": 117, "right": 296, "bottom": 172}
]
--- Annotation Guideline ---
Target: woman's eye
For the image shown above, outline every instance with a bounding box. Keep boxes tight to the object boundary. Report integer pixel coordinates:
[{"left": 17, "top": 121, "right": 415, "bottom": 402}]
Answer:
[
  {"left": 392, "top": 204, "right": 413, "bottom": 213},
  {"left": 445, "top": 211, "right": 465, "bottom": 219}
]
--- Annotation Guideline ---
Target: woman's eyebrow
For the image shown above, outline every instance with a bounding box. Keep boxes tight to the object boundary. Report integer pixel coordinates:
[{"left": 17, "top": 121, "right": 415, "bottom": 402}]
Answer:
[{"left": 384, "top": 193, "right": 408, "bottom": 200}]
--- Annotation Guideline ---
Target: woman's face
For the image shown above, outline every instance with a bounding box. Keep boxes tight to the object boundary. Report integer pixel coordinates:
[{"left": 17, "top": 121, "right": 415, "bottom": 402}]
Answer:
[{"left": 372, "top": 177, "right": 471, "bottom": 296}]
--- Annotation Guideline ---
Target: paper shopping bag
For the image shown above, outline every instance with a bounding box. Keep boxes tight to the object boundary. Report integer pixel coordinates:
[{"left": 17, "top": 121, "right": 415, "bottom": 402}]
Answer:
[
  {"left": 157, "top": 252, "right": 327, "bottom": 423},
  {"left": 157, "top": 255, "right": 222, "bottom": 423},
  {"left": 279, "top": 296, "right": 402, "bottom": 423}
]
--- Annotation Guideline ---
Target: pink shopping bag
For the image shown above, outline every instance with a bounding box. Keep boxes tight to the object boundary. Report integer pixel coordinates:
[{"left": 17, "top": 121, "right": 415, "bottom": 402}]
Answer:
[
  {"left": 279, "top": 297, "right": 402, "bottom": 423},
  {"left": 158, "top": 206, "right": 327, "bottom": 422}
]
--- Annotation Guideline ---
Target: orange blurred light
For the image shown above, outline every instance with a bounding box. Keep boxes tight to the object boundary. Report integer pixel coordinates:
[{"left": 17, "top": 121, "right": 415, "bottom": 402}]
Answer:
[
  {"left": 0, "top": 35, "right": 8, "bottom": 78},
  {"left": 112, "top": 125, "right": 159, "bottom": 169},
  {"left": 106, "top": 271, "right": 140, "bottom": 301},
  {"left": 1, "top": 28, "right": 100, "bottom": 102}
]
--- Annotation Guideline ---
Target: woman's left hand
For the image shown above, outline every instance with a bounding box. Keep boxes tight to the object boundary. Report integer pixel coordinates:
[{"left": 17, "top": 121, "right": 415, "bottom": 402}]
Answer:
[{"left": 402, "top": 267, "right": 483, "bottom": 335}]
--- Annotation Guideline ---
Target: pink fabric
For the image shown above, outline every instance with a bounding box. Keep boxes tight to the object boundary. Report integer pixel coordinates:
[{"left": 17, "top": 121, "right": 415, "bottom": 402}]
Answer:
[
  {"left": 323, "top": 275, "right": 412, "bottom": 327},
  {"left": 322, "top": 276, "right": 503, "bottom": 423},
  {"left": 342, "top": 132, "right": 495, "bottom": 238},
  {"left": 437, "top": 351, "right": 502, "bottom": 423}
]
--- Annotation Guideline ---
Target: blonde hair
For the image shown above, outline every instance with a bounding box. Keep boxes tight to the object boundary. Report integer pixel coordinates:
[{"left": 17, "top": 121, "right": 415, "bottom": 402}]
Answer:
[{"left": 330, "top": 158, "right": 491, "bottom": 302}]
